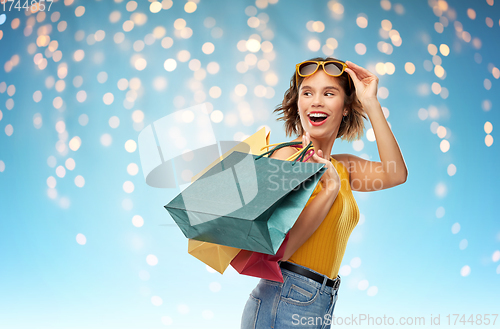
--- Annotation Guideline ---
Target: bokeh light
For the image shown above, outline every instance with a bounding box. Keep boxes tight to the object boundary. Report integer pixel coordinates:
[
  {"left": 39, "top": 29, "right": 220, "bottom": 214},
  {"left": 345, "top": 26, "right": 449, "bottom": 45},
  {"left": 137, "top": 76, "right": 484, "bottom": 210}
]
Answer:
[
  {"left": 76, "top": 233, "right": 87, "bottom": 245},
  {"left": 0, "top": 1, "right": 498, "bottom": 326}
]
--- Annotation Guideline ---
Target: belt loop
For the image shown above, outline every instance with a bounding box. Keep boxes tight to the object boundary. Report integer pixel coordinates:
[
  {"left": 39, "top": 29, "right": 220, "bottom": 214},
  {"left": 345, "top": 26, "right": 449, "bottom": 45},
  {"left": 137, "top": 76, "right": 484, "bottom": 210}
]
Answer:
[
  {"left": 320, "top": 275, "right": 327, "bottom": 293},
  {"left": 335, "top": 275, "right": 341, "bottom": 290}
]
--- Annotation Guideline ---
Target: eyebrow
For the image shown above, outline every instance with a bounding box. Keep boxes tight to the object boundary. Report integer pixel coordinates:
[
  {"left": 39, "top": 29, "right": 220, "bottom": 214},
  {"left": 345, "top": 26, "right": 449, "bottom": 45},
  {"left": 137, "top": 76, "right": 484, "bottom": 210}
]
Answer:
[{"left": 300, "top": 85, "right": 341, "bottom": 92}]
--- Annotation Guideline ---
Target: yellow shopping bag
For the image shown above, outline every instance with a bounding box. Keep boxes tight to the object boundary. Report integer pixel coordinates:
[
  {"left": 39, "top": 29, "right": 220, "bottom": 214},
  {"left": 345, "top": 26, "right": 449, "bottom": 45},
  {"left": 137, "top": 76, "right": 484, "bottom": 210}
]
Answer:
[{"left": 188, "top": 240, "right": 241, "bottom": 274}]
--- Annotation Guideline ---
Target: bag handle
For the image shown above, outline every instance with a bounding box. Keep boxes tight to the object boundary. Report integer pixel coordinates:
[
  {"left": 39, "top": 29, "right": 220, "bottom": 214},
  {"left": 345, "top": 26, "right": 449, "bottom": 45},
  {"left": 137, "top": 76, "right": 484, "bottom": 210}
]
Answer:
[
  {"left": 255, "top": 141, "right": 315, "bottom": 166},
  {"left": 294, "top": 143, "right": 315, "bottom": 163}
]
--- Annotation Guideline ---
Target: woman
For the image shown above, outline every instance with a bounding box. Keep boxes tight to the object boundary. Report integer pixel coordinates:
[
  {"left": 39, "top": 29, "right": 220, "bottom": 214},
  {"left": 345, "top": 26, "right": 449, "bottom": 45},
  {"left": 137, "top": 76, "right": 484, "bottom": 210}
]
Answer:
[{"left": 240, "top": 57, "right": 408, "bottom": 329}]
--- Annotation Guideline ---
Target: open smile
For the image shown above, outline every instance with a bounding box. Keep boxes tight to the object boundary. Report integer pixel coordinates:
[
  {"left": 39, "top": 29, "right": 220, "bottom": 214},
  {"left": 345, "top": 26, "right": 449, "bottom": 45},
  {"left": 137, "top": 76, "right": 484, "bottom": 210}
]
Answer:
[{"left": 307, "top": 111, "right": 329, "bottom": 126}]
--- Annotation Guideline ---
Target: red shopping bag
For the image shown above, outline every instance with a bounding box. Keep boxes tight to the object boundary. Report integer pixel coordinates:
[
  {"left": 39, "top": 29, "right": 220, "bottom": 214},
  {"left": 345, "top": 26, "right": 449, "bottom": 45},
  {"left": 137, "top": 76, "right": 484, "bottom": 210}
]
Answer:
[{"left": 230, "top": 233, "right": 290, "bottom": 282}]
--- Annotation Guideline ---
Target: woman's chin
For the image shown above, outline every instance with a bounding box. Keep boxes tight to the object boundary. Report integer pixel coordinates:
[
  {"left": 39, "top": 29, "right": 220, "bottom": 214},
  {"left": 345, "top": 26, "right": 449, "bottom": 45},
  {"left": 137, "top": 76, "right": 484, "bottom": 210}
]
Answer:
[{"left": 304, "top": 125, "right": 337, "bottom": 139}]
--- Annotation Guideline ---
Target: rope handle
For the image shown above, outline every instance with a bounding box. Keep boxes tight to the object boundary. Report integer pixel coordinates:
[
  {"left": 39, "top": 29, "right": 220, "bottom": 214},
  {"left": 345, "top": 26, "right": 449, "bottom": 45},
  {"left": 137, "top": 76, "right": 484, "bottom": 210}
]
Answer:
[
  {"left": 302, "top": 148, "right": 315, "bottom": 162},
  {"left": 290, "top": 144, "right": 317, "bottom": 162},
  {"left": 255, "top": 141, "right": 315, "bottom": 166}
]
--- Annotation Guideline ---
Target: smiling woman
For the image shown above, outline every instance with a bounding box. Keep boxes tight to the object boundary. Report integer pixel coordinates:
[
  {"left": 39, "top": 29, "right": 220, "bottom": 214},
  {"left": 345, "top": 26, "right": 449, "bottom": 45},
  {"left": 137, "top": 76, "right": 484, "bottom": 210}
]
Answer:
[
  {"left": 240, "top": 57, "right": 408, "bottom": 328},
  {"left": 276, "top": 57, "right": 367, "bottom": 142}
]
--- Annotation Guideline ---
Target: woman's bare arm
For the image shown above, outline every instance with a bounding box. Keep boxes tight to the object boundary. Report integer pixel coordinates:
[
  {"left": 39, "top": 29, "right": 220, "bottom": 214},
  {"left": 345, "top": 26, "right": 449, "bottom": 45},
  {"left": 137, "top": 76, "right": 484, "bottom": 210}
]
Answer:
[{"left": 344, "top": 61, "right": 408, "bottom": 191}]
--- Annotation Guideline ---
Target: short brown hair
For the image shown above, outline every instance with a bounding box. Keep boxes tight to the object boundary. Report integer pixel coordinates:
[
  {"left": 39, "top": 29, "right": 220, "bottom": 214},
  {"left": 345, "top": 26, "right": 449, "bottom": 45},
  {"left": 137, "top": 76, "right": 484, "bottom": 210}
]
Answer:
[{"left": 273, "top": 57, "right": 367, "bottom": 142}]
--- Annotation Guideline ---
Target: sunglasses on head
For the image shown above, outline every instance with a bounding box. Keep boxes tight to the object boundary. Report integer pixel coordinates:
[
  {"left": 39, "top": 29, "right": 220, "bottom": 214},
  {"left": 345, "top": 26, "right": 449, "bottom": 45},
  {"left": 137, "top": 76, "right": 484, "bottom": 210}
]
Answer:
[{"left": 295, "top": 60, "right": 352, "bottom": 90}]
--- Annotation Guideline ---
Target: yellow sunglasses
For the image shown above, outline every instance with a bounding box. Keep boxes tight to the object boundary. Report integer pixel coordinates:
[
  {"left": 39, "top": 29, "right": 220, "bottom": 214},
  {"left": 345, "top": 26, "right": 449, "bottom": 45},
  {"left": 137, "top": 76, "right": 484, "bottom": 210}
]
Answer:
[{"left": 295, "top": 60, "right": 352, "bottom": 90}]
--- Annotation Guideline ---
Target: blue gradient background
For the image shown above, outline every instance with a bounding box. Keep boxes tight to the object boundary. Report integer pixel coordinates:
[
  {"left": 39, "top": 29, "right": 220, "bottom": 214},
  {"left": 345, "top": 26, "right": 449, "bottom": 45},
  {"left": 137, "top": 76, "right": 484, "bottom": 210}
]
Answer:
[{"left": 0, "top": 0, "right": 499, "bottom": 328}]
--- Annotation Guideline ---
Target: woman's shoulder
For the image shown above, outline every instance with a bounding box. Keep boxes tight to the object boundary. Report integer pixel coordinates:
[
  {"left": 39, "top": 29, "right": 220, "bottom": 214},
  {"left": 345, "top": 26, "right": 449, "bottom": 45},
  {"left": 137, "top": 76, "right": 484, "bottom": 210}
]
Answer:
[{"left": 268, "top": 144, "right": 299, "bottom": 161}]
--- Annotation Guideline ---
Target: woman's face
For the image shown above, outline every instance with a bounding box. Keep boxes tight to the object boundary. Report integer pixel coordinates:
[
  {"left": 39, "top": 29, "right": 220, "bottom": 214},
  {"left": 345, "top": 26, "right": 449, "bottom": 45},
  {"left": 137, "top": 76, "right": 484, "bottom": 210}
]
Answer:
[{"left": 297, "top": 70, "right": 346, "bottom": 139}]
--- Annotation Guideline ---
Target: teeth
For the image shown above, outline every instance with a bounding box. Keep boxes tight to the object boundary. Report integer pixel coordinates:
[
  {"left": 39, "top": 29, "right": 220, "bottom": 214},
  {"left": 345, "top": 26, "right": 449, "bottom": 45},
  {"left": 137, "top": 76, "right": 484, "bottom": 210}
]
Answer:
[{"left": 308, "top": 113, "right": 328, "bottom": 118}]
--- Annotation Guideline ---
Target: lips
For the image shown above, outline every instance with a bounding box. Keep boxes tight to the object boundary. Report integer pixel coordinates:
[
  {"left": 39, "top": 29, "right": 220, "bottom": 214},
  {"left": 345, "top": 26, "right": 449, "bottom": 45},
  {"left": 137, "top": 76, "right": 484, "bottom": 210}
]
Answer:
[{"left": 307, "top": 111, "right": 329, "bottom": 126}]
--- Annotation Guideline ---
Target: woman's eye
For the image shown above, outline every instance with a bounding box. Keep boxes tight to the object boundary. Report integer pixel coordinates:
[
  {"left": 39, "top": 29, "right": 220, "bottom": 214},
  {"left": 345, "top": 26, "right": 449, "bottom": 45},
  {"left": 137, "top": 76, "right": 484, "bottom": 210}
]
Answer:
[
  {"left": 325, "top": 92, "right": 335, "bottom": 96},
  {"left": 303, "top": 91, "right": 312, "bottom": 96}
]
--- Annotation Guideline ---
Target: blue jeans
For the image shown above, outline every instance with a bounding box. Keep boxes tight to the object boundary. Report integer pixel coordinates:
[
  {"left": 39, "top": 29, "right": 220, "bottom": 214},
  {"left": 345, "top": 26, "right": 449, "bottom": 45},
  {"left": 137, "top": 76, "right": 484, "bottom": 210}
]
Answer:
[{"left": 241, "top": 263, "right": 340, "bottom": 329}]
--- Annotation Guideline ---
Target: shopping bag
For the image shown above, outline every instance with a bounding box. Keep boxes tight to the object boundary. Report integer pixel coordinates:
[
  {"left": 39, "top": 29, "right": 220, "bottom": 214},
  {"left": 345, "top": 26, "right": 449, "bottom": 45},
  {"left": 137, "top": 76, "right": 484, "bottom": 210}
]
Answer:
[
  {"left": 190, "top": 126, "right": 271, "bottom": 182},
  {"left": 188, "top": 240, "right": 241, "bottom": 274},
  {"left": 230, "top": 232, "right": 289, "bottom": 282},
  {"left": 165, "top": 138, "right": 326, "bottom": 255},
  {"left": 187, "top": 127, "right": 271, "bottom": 273}
]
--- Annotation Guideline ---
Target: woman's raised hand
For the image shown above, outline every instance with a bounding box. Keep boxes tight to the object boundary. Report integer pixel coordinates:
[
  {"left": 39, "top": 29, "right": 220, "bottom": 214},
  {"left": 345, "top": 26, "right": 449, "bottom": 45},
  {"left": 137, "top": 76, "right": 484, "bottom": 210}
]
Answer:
[
  {"left": 302, "top": 132, "right": 340, "bottom": 194},
  {"left": 345, "top": 61, "right": 379, "bottom": 106}
]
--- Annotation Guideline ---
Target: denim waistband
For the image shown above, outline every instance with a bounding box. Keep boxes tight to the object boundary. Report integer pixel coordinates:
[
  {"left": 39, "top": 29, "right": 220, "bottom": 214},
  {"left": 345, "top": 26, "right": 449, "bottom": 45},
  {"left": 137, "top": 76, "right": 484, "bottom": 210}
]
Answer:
[{"left": 280, "top": 262, "right": 341, "bottom": 295}]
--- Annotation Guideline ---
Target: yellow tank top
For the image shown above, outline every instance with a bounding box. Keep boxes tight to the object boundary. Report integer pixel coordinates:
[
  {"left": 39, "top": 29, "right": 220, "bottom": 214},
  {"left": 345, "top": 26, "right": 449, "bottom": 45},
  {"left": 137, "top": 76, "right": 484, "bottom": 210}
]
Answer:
[{"left": 288, "top": 156, "right": 360, "bottom": 279}]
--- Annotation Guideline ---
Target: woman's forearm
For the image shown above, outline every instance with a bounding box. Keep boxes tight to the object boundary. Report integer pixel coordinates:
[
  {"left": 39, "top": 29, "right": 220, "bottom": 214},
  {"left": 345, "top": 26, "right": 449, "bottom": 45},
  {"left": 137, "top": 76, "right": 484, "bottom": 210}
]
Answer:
[
  {"left": 281, "top": 185, "right": 339, "bottom": 261},
  {"left": 363, "top": 98, "right": 408, "bottom": 183}
]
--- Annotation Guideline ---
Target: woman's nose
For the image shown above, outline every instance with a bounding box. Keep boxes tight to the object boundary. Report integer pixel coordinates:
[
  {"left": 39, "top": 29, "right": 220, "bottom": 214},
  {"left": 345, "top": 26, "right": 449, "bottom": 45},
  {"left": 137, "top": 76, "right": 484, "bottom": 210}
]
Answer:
[{"left": 312, "top": 94, "right": 323, "bottom": 107}]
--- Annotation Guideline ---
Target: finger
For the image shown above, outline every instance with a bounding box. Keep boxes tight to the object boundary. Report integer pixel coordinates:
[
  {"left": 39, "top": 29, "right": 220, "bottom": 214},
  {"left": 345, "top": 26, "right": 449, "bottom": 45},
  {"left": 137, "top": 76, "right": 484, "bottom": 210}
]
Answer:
[
  {"left": 346, "top": 61, "right": 376, "bottom": 79},
  {"left": 316, "top": 149, "right": 324, "bottom": 160},
  {"left": 345, "top": 67, "right": 361, "bottom": 87},
  {"left": 346, "top": 61, "right": 369, "bottom": 74},
  {"left": 308, "top": 132, "right": 313, "bottom": 149},
  {"left": 346, "top": 61, "right": 365, "bottom": 71},
  {"left": 311, "top": 152, "right": 326, "bottom": 163}
]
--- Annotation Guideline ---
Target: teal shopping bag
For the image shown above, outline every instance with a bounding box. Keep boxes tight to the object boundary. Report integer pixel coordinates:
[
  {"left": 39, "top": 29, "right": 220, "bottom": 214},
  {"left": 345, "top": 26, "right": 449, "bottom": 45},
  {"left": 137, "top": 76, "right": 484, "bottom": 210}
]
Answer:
[{"left": 165, "top": 147, "right": 326, "bottom": 255}]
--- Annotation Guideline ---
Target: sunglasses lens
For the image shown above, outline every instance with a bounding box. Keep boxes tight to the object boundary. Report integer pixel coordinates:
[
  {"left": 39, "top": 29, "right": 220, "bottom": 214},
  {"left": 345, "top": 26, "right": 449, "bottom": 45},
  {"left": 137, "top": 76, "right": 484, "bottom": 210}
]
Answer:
[
  {"left": 324, "top": 62, "right": 344, "bottom": 76},
  {"left": 298, "top": 62, "right": 319, "bottom": 76}
]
